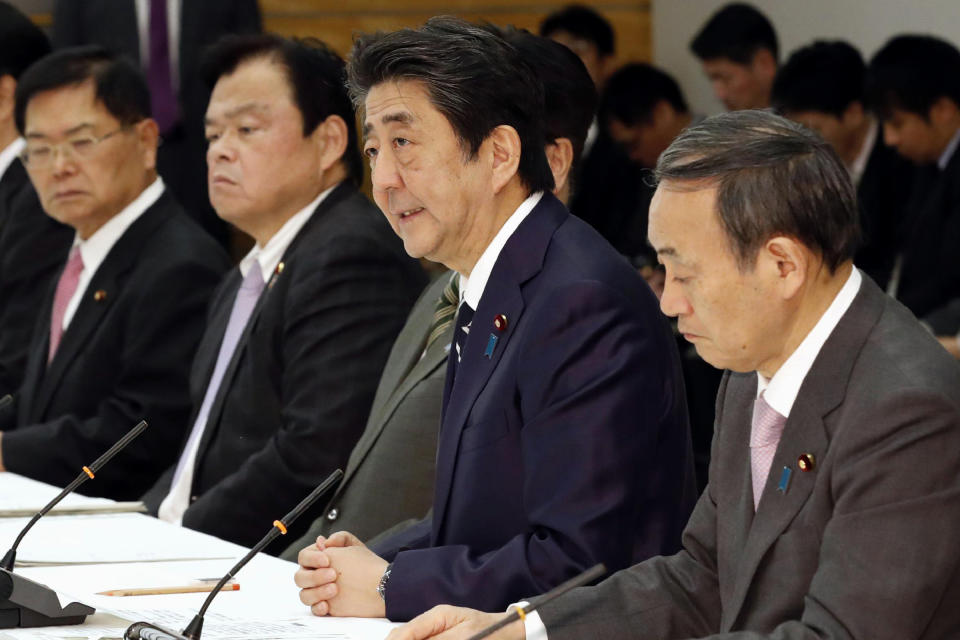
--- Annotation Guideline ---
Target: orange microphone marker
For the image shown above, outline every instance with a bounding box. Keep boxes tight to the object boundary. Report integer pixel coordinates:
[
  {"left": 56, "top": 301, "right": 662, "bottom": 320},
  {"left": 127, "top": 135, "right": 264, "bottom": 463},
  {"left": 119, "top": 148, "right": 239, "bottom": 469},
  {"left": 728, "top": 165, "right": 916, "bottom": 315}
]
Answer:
[
  {"left": 82, "top": 466, "right": 95, "bottom": 479},
  {"left": 274, "top": 520, "right": 288, "bottom": 535}
]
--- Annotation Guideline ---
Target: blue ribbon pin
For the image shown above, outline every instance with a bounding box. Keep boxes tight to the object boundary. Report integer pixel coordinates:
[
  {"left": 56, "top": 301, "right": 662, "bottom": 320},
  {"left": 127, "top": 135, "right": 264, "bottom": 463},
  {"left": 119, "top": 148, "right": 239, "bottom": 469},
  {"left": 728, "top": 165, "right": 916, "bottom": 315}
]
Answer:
[{"left": 484, "top": 334, "right": 498, "bottom": 358}]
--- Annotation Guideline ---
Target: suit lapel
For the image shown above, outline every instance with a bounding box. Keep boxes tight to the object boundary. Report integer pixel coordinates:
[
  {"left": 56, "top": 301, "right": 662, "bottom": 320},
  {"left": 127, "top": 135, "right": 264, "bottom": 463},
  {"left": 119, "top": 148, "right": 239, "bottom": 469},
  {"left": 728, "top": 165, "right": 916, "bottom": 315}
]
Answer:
[
  {"left": 723, "top": 273, "right": 886, "bottom": 628},
  {"left": 193, "top": 184, "right": 355, "bottom": 465},
  {"left": 432, "top": 194, "right": 567, "bottom": 538},
  {"left": 33, "top": 195, "right": 172, "bottom": 420}
]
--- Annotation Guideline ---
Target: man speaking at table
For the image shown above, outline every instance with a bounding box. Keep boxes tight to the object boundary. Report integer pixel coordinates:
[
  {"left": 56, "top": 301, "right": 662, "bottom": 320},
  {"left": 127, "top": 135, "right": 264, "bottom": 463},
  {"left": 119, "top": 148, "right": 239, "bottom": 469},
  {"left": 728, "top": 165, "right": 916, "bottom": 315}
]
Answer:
[
  {"left": 0, "top": 47, "right": 228, "bottom": 498},
  {"left": 387, "top": 111, "right": 960, "bottom": 639},
  {"left": 294, "top": 17, "right": 696, "bottom": 621}
]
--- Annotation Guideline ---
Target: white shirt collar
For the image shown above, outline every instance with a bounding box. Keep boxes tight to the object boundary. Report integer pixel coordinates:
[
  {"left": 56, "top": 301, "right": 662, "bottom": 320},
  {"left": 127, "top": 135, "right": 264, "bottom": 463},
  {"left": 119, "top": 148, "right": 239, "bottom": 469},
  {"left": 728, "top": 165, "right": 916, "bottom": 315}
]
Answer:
[
  {"left": 74, "top": 176, "right": 165, "bottom": 275},
  {"left": 938, "top": 127, "right": 960, "bottom": 171},
  {"left": 849, "top": 119, "right": 877, "bottom": 186},
  {"left": 238, "top": 184, "right": 337, "bottom": 283},
  {"left": 459, "top": 191, "right": 543, "bottom": 310},
  {"left": 756, "top": 267, "right": 863, "bottom": 417},
  {"left": 0, "top": 138, "right": 26, "bottom": 182}
]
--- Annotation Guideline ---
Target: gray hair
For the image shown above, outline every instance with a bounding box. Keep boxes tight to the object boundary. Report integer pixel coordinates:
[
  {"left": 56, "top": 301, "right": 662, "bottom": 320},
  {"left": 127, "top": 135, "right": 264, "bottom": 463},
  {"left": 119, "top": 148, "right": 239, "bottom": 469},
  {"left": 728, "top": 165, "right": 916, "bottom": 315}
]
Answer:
[{"left": 655, "top": 110, "right": 860, "bottom": 272}]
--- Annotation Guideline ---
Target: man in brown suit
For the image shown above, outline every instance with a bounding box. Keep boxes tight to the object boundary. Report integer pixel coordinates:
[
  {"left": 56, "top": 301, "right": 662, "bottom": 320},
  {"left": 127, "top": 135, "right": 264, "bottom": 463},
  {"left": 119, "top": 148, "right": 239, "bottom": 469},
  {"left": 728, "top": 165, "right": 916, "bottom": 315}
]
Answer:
[{"left": 387, "top": 111, "right": 960, "bottom": 639}]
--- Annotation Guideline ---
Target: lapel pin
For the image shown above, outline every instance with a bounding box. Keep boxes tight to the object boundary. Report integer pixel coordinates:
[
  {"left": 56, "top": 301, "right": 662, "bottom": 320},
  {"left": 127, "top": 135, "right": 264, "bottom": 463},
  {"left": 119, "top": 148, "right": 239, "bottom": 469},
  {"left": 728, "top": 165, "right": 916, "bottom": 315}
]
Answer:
[
  {"left": 268, "top": 262, "right": 285, "bottom": 290},
  {"left": 777, "top": 466, "right": 792, "bottom": 494},
  {"left": 798, "top": 453, "right": 816, "bottom": 472},
  {"left": 275, "top": 261, "right": 285, "bottom": 275},
  {"left": 493, "top": 314, "right": 508, "bottom": 332},
  {"left": 484, "top": 333, "right": 498, "bottom": 359},
  {"left": 93, "top": 290, "right": 107, "bottom": 302}
]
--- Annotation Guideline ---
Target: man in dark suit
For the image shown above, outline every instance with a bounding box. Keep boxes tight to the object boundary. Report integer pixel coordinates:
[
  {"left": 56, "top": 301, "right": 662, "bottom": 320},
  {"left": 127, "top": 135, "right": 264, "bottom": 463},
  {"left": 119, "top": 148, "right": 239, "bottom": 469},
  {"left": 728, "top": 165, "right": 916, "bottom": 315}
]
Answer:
[
  {"left": 0, "top": 47, "right": 229, "bottom": 499},
  {"left": 294, "top": 18, "right": 696, "bottom": 621},
  {"left": 281, "top": 29, "right": 599, "bottom": 556},
  {"left": 539, "top": 6, "right": 650, "bottom": 271},
  {"left": 52, "top": 0, "right": 261, "bottom": 247},
  {"left": 866, "top": 35, "right": 960, "bottom": 337},
  {"left": 388, "top": 111, "right": 960, "bottom": 640},
  {"left": 141, "top": 35, "right": 426, "bottom": 553},
  {"left": 773, "top": 40, "right": 914, "bottom": 290},
  {"left": 0, "top": 2, "right": 73, "bottom": 396}
]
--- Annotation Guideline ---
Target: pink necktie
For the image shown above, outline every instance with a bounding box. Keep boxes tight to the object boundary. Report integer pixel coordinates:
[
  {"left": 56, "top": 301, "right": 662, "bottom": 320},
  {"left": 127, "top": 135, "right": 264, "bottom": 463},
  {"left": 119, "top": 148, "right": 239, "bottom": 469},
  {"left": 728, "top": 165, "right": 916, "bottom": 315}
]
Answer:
[
  {"left": 750, "top": 393, "right": 787, "bottom": 511},
  {"left": 48, "top": 247, "right": 84, "bottom": 363}
]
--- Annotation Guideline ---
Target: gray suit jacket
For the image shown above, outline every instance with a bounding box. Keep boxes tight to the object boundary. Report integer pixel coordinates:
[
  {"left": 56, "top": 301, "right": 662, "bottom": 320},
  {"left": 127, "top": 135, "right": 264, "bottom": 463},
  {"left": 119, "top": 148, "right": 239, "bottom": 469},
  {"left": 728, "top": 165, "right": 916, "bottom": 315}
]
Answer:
[
  {"left": 540, "top": 274, "right": 960, "bottom": 639},
  {"left": 281, "top": 273, "right": 453, "bottom": 558}
]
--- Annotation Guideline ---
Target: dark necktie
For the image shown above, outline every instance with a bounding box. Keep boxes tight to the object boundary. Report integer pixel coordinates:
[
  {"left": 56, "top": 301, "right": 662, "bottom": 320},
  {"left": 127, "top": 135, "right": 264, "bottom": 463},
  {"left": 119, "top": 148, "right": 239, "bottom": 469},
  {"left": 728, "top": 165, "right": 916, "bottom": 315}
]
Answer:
[
  {"left": 147, "top": 0, "right": 178, "bottom": 133},
  {"left": 448, "top": 301, "right": 474, "bottom": 383}
]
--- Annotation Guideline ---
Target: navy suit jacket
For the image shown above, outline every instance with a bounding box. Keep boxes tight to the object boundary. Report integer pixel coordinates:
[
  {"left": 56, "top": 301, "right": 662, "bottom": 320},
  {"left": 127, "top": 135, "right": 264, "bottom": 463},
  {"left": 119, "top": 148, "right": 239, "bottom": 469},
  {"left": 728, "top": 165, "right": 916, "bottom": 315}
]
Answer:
[{"left": 373, "top": 193, "right": 697, "bottom": 621}]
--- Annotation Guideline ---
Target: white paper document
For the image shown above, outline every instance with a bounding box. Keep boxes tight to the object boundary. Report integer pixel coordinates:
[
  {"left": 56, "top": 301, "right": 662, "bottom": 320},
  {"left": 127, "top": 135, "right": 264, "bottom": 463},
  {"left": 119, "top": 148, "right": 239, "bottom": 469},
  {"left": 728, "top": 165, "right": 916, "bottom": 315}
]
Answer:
[
  {"left": 0, "top": 514, "right": 245, "bottom": 565},
  {"left": 0, "top": 473, "right": 117, "bottom": 516}
]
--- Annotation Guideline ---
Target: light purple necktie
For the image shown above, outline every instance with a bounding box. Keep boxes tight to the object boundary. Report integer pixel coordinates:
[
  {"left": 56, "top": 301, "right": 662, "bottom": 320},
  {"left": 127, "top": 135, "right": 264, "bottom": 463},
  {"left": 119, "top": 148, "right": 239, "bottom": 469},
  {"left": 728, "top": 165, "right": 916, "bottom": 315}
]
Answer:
[
  {"left": 147, "top": 0, "right": 178, "bottom": 133},
  {"left": 168, "top": 261, "right": 265, "bottom": 488},
  {"left": 750, "top": 393, "right": 787, "bottom": 511}
]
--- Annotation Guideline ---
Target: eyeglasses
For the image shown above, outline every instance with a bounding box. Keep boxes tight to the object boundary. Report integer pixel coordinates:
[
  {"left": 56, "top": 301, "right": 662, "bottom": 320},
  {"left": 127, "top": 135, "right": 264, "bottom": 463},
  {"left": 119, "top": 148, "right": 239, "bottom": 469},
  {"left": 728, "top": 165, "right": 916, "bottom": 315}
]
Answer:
[{"left": 20, "top": 126, "right": 130, "bottom": 169}]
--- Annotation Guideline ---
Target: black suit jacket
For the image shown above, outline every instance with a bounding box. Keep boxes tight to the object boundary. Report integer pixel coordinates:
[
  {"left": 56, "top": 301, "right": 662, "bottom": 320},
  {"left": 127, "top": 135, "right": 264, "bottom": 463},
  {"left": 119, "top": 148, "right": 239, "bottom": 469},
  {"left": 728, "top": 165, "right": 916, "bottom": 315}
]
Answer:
[
  {"left": 52, "top": 0, "right": 262, "bottom": 244},
  {"left": 142, "top": 184, "right": 426, "bottom": 553},
  {"left": 0, "top": 157, "right": 73, "bottom": 395},
  {"left": 0, "top": 189, "right": 230, "bottom": 500},
  {"left": 896, "top": 145, "right": 960, "bottom": 319},
  {"left": 854, "top": 126, "right": 914, "bottom": 289},
  {"left": 374, "top": 193, "right": 696, "bottom": 621}
]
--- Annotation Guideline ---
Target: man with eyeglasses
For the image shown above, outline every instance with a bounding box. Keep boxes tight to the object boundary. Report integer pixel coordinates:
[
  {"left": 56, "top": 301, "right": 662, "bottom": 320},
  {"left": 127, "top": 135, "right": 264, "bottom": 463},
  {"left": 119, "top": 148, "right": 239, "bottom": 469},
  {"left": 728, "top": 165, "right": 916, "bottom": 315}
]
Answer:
[
  {"left": 0, "top": 46, "right": 229, "bottom": 500},
  {"left": 0, "top": 2, "right": 73, "bottom": 397}
]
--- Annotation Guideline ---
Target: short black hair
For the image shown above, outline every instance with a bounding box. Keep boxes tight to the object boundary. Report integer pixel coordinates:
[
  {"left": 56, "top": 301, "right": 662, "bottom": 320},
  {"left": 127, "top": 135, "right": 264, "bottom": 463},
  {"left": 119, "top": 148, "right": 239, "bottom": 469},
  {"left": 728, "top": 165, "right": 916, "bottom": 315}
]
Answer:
[
  {"left": 865, "top": 34, "right": 960, "bottom": 121},
  {"left": 496, "top": 28, "right": 596, "bottom": 173},
  {"left": 539, "top": 4, "right": 615, "bottom": 57},
  {"left": 0, "top": 1, "right": 51, "bottom": 80},
  {"left": 772, "top": 40, "right": 865, "bottom": 118},
  {"left": 656, "top": 110, "right": 859, "bottom": 273},
  {"left": 601, "top": 63, "right": 688, "bottom": 127},
  {"left": 690, "top": 3, "right": 778, "bottom": 65},
  {"left": 15, "top": 46, "right": 150, "bottom": 134},
  {"left": 201, "top": 34, "right": 362, "bottom": 185},
  {"left": 348, "top": 16, "right": 554, "bottom": 194}
]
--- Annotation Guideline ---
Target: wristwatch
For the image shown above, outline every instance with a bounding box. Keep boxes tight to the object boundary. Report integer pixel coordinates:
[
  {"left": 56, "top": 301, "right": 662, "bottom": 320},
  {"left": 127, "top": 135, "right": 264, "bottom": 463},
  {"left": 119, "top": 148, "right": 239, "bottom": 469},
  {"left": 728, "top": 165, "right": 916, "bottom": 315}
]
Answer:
[{"left": 376, "top": 563, "right": 393, "bottom": 601}]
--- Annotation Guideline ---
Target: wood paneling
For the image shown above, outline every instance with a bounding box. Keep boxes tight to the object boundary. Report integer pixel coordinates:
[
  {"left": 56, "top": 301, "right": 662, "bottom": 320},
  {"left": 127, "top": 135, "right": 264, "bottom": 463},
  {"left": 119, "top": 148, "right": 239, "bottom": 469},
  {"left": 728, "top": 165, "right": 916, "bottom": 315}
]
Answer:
[{"left": 261, "top": 1, "right": 651, "bottom": 65}]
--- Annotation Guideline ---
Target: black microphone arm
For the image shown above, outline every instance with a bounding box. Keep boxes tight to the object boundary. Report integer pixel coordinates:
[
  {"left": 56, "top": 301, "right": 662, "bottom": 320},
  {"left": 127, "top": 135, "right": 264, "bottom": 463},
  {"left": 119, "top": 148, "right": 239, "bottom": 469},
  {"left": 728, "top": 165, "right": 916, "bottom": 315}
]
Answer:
[
  {"left": 125, "top": 467, "right": 344, "bottom": 640},
  {"left": 0, "top": 419, "right": 148, "bottom": 628}
]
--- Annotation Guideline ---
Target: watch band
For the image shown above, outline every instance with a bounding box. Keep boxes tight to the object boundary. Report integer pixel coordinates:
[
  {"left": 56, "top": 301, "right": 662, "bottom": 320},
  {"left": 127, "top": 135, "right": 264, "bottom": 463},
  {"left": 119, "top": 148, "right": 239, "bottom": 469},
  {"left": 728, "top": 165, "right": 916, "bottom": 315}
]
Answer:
[{"left": 376, "top": 563, "right": 393, "bottom": 601}]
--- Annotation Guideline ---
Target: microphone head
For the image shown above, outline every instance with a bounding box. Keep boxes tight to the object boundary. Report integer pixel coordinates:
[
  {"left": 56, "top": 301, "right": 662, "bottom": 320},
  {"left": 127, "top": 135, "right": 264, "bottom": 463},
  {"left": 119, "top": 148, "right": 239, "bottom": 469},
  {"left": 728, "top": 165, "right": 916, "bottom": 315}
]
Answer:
[{"left": 124, "top": 622, "right": 189, "bottom": 640}]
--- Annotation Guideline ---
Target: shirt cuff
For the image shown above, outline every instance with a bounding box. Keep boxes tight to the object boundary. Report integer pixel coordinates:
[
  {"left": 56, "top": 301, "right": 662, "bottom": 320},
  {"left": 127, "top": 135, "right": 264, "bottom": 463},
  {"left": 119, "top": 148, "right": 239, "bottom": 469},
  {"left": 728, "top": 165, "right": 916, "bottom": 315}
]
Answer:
[{"left": 509, "top": 601, "right": 548, "bottom": 640}]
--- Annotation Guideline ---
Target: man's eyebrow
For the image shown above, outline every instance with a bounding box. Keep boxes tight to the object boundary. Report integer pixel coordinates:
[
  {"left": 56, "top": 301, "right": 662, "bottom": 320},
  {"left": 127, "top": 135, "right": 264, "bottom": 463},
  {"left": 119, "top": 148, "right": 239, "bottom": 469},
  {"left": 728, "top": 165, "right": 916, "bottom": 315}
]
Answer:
[
  {"left": 363, "top": 111, "right": 415, "bottom": 138},
  {"left": 26, "top": 123, "right": 95, "bottom": 139},
  {"left": 204, "top": 102, "right": 267, "bottom": 126}
]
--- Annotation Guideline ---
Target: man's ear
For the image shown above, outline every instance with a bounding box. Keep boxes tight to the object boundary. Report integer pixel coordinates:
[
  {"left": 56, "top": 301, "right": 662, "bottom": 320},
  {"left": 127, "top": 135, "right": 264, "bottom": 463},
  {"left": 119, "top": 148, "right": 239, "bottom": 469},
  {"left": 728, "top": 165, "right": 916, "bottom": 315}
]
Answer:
[
  {"left": 488, "top": 124, "right": 522, "bottom": 194},
  {"left": 313, "top": 114, "right": 349, "bottom": 173},
  {"left": 136, "top": 118, "right": 160, "bottom": 171},
  {"left": 760, "top": 235, "right": 808, "bottom": 300},
  {"left": 0, "top": 75, "right": 17, "bottom": 126},
  {"left": 751, "top": 48, "right": 778, "bottom": 82},
  {"left": 929, "top": 96, "right": 960, "bottom": 130},
  {"left": 545, "top": 138, "right": 574, "bottom": 197}
]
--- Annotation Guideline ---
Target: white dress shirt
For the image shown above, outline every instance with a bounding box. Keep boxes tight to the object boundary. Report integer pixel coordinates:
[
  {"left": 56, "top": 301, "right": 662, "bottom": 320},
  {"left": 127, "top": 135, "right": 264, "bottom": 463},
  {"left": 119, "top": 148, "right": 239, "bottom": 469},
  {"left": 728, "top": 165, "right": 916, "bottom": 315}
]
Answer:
[
  {"left": 61, "top": 177, "right": 165, "bottom": 331},
  {"left": 0, "top": 138, "right": 25, "bottom": 182},
  {"left": 157, "top": 184, "right": 335, "bottom": 525},
  {"left": 459, "top": 191, "right": 543, "bottom": 309},
  {"left": 937, "top": 127, "right": 960, "bottom": 171},
  {"left": 134, "top": 0, "right": 182, "bottom": 92},
  {"left": 521, "top": 266, "right": 863, "bottom": 640}
]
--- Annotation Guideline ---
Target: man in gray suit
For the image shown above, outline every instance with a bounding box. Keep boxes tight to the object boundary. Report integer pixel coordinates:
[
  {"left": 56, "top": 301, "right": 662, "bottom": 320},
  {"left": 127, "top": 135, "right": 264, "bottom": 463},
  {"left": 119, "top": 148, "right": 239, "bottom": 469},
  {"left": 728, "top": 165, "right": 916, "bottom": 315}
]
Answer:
[
  {"left": 387, "top": 111, "right": 960, "bottom": 639},
  {"left": 282, "top": 29, "right": 599, "bottom": 555}
]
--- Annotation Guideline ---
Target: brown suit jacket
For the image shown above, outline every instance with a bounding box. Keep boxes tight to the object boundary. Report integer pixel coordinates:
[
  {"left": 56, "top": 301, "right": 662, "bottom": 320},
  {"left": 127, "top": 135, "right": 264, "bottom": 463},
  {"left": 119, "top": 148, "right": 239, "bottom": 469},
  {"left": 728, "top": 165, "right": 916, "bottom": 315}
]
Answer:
[{"left": 540, "top": 273, "right": 960, "bottom": 639}]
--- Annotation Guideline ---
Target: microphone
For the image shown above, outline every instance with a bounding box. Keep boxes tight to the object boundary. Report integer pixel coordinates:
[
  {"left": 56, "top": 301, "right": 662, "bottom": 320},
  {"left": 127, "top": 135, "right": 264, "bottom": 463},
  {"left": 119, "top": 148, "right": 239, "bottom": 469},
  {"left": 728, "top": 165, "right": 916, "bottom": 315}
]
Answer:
[
  {"left": 0, "top": 419, "right": 148, "bottom": 628},
  {"left": 464, "top": 563, "right": 607, "bottom": 640},
  {"left": 125, "top": 468, "right": 344, "bottom": 640}
]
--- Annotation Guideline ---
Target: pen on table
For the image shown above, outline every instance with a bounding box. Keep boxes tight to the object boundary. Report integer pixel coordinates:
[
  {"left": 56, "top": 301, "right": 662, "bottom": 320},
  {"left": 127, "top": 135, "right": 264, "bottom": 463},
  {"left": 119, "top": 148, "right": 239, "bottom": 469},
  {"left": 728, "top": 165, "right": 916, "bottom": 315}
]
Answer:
[{"left": 97, "top": 582, "right": 239, "bottom": 597}]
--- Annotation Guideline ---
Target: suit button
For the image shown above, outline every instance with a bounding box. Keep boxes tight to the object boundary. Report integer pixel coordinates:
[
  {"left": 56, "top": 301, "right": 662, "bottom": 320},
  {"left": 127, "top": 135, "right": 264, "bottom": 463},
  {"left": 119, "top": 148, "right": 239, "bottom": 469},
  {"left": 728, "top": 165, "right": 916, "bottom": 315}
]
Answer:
[{"left": 326, "top": 508, "right": 338, "bottom": 521}]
